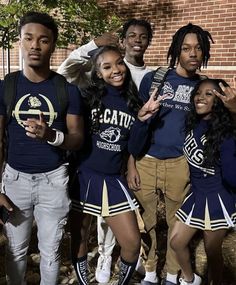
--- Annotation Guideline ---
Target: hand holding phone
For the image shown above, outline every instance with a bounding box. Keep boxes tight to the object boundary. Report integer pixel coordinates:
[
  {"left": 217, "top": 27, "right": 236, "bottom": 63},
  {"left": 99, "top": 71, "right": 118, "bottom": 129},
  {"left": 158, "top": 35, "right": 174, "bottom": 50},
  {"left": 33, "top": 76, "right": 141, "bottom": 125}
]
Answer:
[
  {"left": 0, "top": 193, "right": 13, "bottom": 224},
  {"left": 0, "top": 206, "right": 10, "bottom": 224}
]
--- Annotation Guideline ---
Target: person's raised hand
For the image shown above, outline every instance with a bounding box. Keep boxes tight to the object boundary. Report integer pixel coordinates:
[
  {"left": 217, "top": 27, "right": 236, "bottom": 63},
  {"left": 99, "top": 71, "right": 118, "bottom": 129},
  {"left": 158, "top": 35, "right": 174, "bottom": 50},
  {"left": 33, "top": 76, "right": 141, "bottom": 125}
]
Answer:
[
  {"left": 213, "top": 82, "right": 236, "bottom": 113},
  {"left": 138, "top": 87, "right": 166, "bottom": 122},
  {"left": 94, "top": 32, "right": 119, "bottom": 47}
]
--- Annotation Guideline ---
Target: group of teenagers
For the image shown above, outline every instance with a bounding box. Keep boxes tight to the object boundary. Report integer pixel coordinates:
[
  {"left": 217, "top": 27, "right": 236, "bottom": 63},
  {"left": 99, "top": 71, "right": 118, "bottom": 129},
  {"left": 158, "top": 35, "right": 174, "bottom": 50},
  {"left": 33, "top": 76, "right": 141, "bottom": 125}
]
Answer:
[{"left": 0, "top": 9, "right": 235, "bottom": 285}]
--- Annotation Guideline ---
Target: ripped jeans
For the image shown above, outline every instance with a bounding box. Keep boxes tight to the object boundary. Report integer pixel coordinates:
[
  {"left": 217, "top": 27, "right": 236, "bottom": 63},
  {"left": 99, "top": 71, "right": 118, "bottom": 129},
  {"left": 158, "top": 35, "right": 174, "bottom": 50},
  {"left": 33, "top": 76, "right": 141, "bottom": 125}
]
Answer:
[{"left": 2, "top": 164, "right": 71, "bottom": 285}]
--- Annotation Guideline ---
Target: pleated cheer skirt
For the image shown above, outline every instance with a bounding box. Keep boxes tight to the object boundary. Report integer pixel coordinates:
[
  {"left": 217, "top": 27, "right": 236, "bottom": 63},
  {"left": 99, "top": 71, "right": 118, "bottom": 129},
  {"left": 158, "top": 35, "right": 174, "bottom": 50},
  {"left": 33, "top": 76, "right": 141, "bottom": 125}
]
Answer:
[
  {"left": 176, "top": 189, "right": 236, "bottom": 231},
  {"left": 71, "top": 167, "right": 139, "bottom": 217}
]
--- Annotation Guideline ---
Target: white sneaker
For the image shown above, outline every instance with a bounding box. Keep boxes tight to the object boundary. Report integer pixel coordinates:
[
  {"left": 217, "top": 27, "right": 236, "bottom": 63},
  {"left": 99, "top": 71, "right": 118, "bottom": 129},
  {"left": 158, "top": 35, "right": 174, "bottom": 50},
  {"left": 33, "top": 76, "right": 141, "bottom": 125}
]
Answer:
[
  {"left": 95, "top": 255, "right": 112, "bottom": 283},
  {"left": 179, "top": 273, "right": 202, "bottom": 285}
]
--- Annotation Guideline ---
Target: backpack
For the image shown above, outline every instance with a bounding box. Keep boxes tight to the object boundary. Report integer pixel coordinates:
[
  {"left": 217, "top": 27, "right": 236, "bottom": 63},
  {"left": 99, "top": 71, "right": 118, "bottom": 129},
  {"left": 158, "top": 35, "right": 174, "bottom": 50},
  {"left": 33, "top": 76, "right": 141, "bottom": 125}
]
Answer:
[
  {"left": 3, "top": 70, "right": 68, "bottom": 124},
  {"left": 148, "top": 66, "right": 170, "bottom": 98}
]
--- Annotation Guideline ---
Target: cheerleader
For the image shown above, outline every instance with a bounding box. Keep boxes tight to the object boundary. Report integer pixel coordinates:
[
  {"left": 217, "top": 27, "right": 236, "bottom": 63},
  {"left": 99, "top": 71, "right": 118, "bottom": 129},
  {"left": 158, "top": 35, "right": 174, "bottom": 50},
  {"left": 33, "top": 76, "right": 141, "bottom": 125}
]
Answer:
[
  {"left": 170, "top": 78, "right": 236, "bottom": 285},
  {"left": 70, "top": 45, "right": 162, "bottom": 285}
]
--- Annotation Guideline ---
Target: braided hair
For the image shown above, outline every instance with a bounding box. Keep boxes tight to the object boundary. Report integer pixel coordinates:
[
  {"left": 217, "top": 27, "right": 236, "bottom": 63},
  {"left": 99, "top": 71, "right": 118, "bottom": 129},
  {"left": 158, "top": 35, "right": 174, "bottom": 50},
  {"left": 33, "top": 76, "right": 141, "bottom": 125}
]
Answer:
[{"left": 167, "top": 23, "right": 214, "bottom": 68}]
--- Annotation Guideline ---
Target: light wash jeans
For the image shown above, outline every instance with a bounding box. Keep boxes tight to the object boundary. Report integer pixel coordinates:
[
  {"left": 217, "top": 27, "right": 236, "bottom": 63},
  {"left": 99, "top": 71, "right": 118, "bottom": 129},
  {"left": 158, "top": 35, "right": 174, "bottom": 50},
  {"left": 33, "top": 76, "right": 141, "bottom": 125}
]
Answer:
[{"left": 2, "top": 164, "right": 71, "bottom": 285}]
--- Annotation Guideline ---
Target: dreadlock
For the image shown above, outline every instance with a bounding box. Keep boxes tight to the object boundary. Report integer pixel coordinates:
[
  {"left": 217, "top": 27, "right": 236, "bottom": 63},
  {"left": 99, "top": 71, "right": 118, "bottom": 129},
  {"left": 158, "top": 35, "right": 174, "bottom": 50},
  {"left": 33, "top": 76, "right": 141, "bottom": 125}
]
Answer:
[{"left": 167, "top": 23, "right": 214, "bottom": 69}]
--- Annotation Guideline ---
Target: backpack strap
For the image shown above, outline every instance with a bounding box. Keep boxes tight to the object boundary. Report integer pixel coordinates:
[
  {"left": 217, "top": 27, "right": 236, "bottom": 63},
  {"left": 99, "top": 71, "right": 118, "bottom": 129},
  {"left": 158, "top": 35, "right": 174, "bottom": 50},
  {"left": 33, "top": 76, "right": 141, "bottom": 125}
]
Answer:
[
  {"left": 3, "top": 71, "right": 68, "bottom": 124},
  {"left": 149, "top": 67, "right": 169, "bottom": 97},
  {"left": 50, "top": 71, "right": 68, "bottom": 117},
  {"left": 4, "top": 71, "right": 21, "bottom": 124}
]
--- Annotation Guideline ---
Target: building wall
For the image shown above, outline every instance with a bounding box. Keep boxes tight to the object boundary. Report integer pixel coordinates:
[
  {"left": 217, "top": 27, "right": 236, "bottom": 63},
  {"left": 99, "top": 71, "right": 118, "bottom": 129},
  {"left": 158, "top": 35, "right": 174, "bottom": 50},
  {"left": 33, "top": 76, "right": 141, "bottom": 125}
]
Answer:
[
  {"left": 97, "top": 0, "right": 236, "bottom": 85},
  {"left": 0, "top": 0, "right": 235, "bottom": 86}
]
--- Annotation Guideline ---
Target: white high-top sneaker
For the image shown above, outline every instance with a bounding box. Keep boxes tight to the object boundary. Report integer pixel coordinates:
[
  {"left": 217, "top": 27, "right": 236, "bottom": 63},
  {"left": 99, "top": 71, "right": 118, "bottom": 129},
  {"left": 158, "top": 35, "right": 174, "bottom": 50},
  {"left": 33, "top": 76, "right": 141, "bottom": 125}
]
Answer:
[{"left": 95, "top": 255, "right": 112, "bottom": 283}]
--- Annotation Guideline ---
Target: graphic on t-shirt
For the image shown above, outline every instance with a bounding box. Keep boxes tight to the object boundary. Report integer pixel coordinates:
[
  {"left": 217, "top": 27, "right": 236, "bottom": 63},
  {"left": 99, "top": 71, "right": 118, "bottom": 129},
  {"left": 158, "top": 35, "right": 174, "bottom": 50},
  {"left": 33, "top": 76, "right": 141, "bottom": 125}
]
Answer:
[
  {"left": 91, "top": 108, "right": 135, "bottom": 130},
  {"left": 12, "top": 93, "right": 58, "bottom": 128},
  {"left": 161, "top": 82, "right": 194, "bottom": 106},
  {"left": 162, "top": 82, "right": 174, "bottom": 100},
  {"left": 96, "top": 126, "right": 122, "bottom": 152},
  {"left": 174, "top": 84, "right": 193, "bottom": 103},
  {"left": 184, "top": 131, "right": 215, "bottom": 175},
  {"left": 100, "top": 126, "right": 121, "bottom": 143},
  {"left": 91, "top": 107, "right": 135, "bottom": 153}
]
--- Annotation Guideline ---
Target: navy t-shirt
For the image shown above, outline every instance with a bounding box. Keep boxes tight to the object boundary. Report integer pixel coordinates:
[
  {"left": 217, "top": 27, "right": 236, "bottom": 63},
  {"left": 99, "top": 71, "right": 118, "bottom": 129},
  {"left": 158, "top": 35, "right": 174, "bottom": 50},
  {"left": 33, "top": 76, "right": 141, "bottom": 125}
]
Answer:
[
  {"left": 139, "top": 69, "right": 201, "bottom": 159},
  {"left": 0, "top": 72, "right": 83, "bottom": 173}
]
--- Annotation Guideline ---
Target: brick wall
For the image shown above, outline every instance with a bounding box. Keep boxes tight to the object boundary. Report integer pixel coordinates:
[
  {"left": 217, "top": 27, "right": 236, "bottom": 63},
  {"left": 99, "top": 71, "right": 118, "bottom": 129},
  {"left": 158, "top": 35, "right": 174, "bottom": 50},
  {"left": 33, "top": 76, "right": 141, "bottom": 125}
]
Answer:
[
  {"left": 97, "top": 0, "right": 236, "bottom": 86},
  {"left": 1, "top": 0, "right": 236, "bottom": 86}
]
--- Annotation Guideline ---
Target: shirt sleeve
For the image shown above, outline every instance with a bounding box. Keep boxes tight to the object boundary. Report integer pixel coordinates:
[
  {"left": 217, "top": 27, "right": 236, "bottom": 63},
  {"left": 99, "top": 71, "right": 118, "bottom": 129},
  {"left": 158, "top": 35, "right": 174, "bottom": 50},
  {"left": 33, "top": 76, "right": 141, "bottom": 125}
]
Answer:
[
  {"left": 67, "top": 83, "right": 84, "bottom": 115},
  {"left": 220, "top": 137, "right": 236, "bottom": 188},
  {"left": 139, "top": 71, "right": 155, "bottom": 102},
  {"left": 128, "top": 118, "right": 150, "bottom": 157},
  {"left": 57, "top": 40, "right": 98, "bottom": 87}
]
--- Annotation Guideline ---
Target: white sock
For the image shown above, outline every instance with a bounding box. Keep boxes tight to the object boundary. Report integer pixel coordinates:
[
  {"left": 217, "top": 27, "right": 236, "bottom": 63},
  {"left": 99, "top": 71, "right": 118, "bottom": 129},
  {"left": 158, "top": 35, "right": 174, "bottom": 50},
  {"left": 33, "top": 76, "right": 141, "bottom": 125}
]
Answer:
[
  {"left": 166, "top": 272, "right": 178, "bottom": 284},
  {"left": 144, "top": 271, "right": 158, "bottom": 283}
]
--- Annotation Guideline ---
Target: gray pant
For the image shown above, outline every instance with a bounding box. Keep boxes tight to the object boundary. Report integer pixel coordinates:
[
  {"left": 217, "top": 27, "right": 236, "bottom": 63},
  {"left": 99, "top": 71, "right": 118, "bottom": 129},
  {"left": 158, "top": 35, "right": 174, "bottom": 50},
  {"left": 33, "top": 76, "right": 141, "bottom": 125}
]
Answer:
[{"left": 2, "top": 164, "right": 71, "bottom": 285}]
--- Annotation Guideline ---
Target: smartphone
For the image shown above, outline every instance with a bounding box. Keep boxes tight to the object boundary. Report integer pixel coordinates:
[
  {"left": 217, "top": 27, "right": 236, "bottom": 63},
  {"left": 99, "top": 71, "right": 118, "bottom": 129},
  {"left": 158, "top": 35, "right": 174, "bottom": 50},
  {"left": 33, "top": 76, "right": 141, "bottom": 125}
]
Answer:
[{"left": 0, "top": 206, "right": 10, "bottom": 224}]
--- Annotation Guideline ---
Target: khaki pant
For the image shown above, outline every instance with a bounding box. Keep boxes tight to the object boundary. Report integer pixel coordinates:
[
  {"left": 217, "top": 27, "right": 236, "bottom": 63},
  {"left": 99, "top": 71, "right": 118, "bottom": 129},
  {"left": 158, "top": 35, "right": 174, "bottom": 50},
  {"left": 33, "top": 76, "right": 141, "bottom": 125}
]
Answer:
[{"left": 135, "top": 155, "right": 190, "bottom": 274}]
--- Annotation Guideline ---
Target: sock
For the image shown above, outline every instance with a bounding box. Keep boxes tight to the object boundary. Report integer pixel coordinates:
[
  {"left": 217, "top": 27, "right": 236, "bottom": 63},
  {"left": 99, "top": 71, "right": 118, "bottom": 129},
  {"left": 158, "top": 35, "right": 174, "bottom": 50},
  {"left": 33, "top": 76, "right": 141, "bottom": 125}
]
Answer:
[
  {"left": 72, "top": 255, "right": 88, "bottom": 285},
  {"left": 144, "top": 271, "right": 158, "bottom": 283},
  {"left": 166, "top": 272, "right": 178, "bottom": 284},
  {"left": 118, "top": 257, "right": 138, "bottom": 285}
]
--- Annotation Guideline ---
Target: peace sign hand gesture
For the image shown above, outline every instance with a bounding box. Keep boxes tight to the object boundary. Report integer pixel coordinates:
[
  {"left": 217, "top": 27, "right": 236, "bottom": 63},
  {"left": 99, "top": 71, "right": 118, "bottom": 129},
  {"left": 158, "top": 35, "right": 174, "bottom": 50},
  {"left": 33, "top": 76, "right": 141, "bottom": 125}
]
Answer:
[{"left": 138, "top": 87, "right": 165, "bottom": 122}]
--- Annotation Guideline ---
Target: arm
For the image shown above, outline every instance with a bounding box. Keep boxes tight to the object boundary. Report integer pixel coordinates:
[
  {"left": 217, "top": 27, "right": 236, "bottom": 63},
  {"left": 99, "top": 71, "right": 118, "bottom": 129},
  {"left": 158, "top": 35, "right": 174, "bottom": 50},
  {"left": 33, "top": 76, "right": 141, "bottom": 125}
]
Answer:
[
  {"left": 128, "top": 88, "right": 163, "bottom": 157},
  {"left": 0, "top": 115, "right": 5, "bottom": 182},
  {"left": 63, "top": 114, "right": 84, "bottom": 150},
  {"left": 57, "top": 40, "right": 97, "bottom": 86},
  {"left": 220, "top": 137, "right": 236, "bottom": 188},
  {"left": 57, "top": 33, "right": 119, "bottom": 86},
  {"left": 0, "top": 194, "right": 14, "bottom": 225},
  {"left": 0, "top": 193, "right": 13, "bottom": 209},
  {"left": 126, "top": 155, "right": 141, "bottom": 191}
]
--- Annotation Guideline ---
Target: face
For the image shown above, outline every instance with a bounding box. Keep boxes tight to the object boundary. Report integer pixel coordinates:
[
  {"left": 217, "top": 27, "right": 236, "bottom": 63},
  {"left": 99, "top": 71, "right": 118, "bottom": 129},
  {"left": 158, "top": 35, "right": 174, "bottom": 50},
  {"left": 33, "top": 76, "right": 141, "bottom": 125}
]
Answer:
[
  {"left": 96, "top": 50, "right": 127, "bottom": 88},
  {"left": 194, "top": 81, "right": 217, "bottom": 120},
  {"left": 176, "top": 33, "right": 203, "bottom": 77},
  {"left": 19, "top": 23, "right": 55, "bottom": 69},
  {"left": 122, "top": 25, "right": 149, "bottom": 59}
]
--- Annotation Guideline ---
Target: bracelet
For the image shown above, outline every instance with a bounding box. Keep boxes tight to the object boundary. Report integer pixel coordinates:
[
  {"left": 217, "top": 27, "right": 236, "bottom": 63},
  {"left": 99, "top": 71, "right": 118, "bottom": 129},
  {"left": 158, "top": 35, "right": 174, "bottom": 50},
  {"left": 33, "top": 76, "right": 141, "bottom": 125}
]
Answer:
[{"left": 47, "top": 129, "right": 65, "bottom": 146}]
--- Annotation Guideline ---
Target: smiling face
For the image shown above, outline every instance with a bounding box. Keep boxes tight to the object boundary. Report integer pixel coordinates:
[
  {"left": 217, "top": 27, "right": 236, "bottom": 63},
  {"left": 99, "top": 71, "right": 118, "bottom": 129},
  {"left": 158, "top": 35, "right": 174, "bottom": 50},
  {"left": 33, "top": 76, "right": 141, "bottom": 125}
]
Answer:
[
  {"left": 194, "top": 81, "right": 218, "bottom": 120},
  {"left": 96, "top": 50, "right": 127, "bottom": 88},
  {"left": 19, "top": 23, "right": 55, "bottom": 69},
  {"left": 176, "top": 33, "right": 203, "bottom": 77},
  {"left": 122, "top": 24, "right": 149, "bottom": 62}
]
